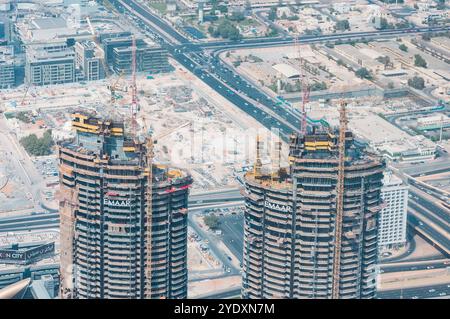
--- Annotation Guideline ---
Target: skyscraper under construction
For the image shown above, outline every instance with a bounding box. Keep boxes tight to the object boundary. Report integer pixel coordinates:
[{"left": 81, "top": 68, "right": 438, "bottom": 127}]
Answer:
[
  {"left": 58, "top": 111, "right": 192, "bottom": 299},
  {"left": 242, "top": 105, "right": 385, "bottom": 299}
]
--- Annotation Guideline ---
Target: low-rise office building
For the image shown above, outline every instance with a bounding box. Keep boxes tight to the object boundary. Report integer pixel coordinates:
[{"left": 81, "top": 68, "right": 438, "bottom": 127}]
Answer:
[{"left": 25, "top": 43, "right": 75, "bottom": 86}]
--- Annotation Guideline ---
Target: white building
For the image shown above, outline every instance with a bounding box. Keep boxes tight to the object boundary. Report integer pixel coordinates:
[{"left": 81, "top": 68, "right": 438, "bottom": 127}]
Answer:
[
  {"left": 379, "top": 172, "right": 409, "bottom": 250},
  {"left": 417, "top": 114, "right": 450, "bottom": 131}
]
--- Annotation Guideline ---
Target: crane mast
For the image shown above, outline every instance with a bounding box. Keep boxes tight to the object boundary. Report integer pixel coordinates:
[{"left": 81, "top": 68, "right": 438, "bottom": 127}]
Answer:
[
  {"left": 144, "top": 132, "right": 154, "bottom": 299},
  {"left": 127, "top": 35, "right": 153, "bottom": 298},
  {"left": 332, "top": 100, "right": 348, "bottom": 299},
  {"left": 295, "top": 36, "right": 309, "bottom": 135},
  {"left": 131, "top": 35, "right": 138, "bottom": 134}
]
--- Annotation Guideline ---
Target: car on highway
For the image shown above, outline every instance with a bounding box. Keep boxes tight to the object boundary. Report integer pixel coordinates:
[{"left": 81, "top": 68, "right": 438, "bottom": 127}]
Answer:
[
  {"left": 439, "top": 292, "right": 446, "bottom": 296},
  {"left": 412, "top": 296, "right": 418, "bottom": 299},
  {"left": 429, "top": 289, "right": 436, "bottom": 293}
]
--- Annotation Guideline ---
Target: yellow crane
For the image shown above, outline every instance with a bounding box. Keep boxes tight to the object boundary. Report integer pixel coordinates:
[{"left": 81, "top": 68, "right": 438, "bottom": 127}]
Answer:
[
  {"left": 140, "top": 114, "right": 154, "bottom": 299},
  {"left": 332, "top": 100, "right": 348, "bottom": 299}
]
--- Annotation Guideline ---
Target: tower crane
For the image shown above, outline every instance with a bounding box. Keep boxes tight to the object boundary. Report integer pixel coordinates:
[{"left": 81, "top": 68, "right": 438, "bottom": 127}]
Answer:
[
  {"left": 332, "top": 100, "right": 348, "bottom": 299},
  {"left": 128, "top": 35, "right": 153, "bottom": 297},
  {"left": 142, "top": 113, "right": 154, "bottom": 299}
]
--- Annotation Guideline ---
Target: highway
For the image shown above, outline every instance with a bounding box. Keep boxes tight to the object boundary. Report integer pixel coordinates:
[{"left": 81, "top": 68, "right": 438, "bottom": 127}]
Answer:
[
  {"left": 405, "top": 184, "right": 450, "bottom": 256},
  {"left": 199, "top": 284, "right": 450, "bottom": 299},
  {"left": 188, "top": 210, "right": 241, "bottom": 276},
  {"left": 217, "top": 213, "right": 245, "bottom": 264},
  {"left": 108, "top": 0, "right": 450, "bottom": 143},
  {"left": 378, "top": 284, "right": 450, "bottom": 299},
  {"left": 380, "top": 260, "right": 450, "bottom": 273},
  {"left": 0, "top": 117, "right": 45, "bottom": 212}
]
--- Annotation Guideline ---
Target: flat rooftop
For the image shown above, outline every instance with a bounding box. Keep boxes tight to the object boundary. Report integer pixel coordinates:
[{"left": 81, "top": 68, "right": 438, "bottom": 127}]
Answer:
[
  {"left": 348, "top": 113, "right": 436, "bottom": 153},
  {"left": 32, "top": 17, "right": 67, "bottom": 30}
]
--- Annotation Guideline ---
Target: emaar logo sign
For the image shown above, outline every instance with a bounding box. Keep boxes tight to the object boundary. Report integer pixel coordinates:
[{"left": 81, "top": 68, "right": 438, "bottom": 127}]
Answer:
[
  {"left": 103, "top": 198, "right": 131, "bottom": 207},
  {"left": 264, "top": 201, "right": 292, "bottom": 212}
]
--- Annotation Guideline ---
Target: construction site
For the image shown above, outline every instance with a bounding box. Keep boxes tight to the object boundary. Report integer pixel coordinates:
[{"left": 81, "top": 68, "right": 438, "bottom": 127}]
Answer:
[{"left": 241, "top": 101, "right": 386, "bottom": 299}]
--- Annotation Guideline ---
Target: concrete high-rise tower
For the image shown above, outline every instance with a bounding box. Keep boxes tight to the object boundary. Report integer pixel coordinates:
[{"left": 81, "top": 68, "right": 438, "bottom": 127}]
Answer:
[
  {"left": 58, "top": 111, "right": 192, "bottom": 299},
  {"left": 242, "top": 125, "right": 385, "bottom": 299}
]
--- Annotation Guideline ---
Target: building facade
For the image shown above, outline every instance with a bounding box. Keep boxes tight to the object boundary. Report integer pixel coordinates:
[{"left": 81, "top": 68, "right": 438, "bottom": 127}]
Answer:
[
  {"left": 0, "top": 45, "right": 15, "bottom": 88},
  {"left": 25, "top": 44, "right": 75, "bottom": 86},
  {"left": 58, "top": 112, "right": 192, "bottom": 299},
  {"left": 242, "top": 128, "right": 385, "bottom": 299},
  {"left": 101, "top": 35, "right": 169, "bottom": 75},
  {"left": 112, "top": 45, "right": 170, "bottom": 74},
  {"left": 75, "top": 41, "right": 104, "bottom": 81},
  {"left": 378, "top": 173, "right": 408, "bottom": 250}
]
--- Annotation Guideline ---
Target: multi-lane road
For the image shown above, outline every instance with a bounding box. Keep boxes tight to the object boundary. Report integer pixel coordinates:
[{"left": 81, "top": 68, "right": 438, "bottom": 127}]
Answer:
[
  {"left": 201, "top": 284, "right": 450, "bottom": 299},
  {"left": 378, "top": 284, "right": 450, "bottom": 299},
  {"left": 110, "top": 0, "right": 450, "bottom": 142}
]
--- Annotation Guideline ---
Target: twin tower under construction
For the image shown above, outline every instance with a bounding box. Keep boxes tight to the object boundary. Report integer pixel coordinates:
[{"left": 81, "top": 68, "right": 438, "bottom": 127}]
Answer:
[
  {"left": 57, "top": 102, "right": 385, "bottom": 299},
  {"left": 58, "top": 112, "right": 192, "bottom": 299},
  {"left": 242, "top": 105, "right": 385, "bottom": 299}
]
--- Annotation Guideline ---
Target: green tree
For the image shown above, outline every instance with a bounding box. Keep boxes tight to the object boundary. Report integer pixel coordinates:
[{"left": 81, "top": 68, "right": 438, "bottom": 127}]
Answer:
[
  {"left": 414, "top": 54, "right": 427, "bottom": 68},
  {"left": 408, "top": 76, "right": 425, "bottom": 90},
  {"left": 337, "top": 59, "right": 346, "bottom": 67},
  {"left": 335, "top": 19, "right": 350, "bottom": 31},
  {"left": 355, "top": 67, "right": 373, "bottom": 80},
  {"left": 15, "top": 111, "right": 32, "bottom": 123},
  {"left": 20, "top": 130, "right": 54, "bottom": 156},
  {"left": 229, "top": 11, "right": 245, "bottom": 22},
  {"left": 399, "top": 43, "right": 408, "bottom": 52},
  {"left": 310, "top": 81, "right": 327, "bottom": 91},
  {"left": 436, "top": 0, "right": 446, "bottom": 10},
  {"left": 204, "top": 214, "right": 220, "bottom": 230},
  {"left": 378, "top": 17, "right": 394, "bottom": 30},
  {"left": 268, "top": 7, "right": 277, "bottom": 21},
  {"left": 211, "top": 20, "right": 242, "bottom": 40},
  {"left": 267, "top": 26, "right": 279, "bottom": 37},
  {"left": 422, "top": 33, "right": 431, "bottom": 41},
  {"left": 376, "top": 55, "right": 391, "bottom": 67}
]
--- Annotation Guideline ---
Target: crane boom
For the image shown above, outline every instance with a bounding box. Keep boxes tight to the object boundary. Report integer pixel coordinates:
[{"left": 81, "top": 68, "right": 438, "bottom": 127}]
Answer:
[
  {"left": 131, "top": 35, "right": 138, "bottom": 135},
  {"left": 332, "top": 100, "right": 348, "bottom": 299},
  {"left": 85, "top": 16, "right": 95, "bottom": 37},
  {"left": 85, "top": 17, "right": 109, "bottom": 78},
  {"left": 144, "top": 134, "right": 154, "bottom": 298}
]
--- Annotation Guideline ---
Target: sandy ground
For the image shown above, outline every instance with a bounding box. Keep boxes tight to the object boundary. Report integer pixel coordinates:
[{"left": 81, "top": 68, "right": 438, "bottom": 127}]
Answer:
[
  {"left": 188, "top": 275, "right": 241, "bottom": 299},
  {"left": 188, "top": 240, "right": 221, "bottom": 272}
]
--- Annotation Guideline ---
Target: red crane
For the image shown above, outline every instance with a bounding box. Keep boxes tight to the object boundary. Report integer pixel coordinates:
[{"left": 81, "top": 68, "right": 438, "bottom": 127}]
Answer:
[
  {"left": 131, "top": 35, "right": 138, "bottom": 135},
  {"left": 295, "top": 36, "right": 310, "bottom": 135}
]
